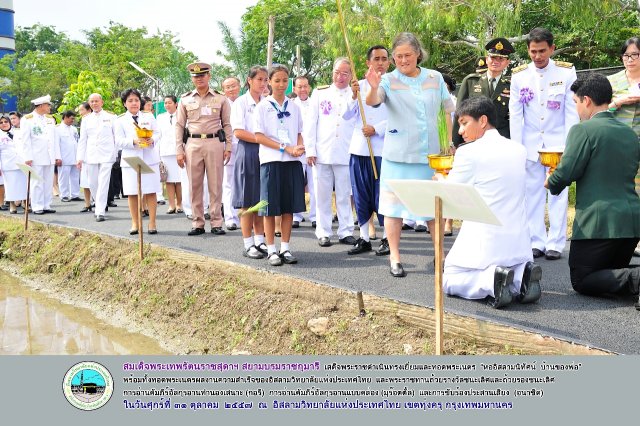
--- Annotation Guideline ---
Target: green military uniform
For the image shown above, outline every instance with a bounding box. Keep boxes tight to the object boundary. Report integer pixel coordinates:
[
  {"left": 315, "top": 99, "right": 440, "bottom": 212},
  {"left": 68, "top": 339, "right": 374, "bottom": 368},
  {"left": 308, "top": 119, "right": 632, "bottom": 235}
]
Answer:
[
  {"left": 453, "top": 72, "right": 511, "bottom": 146},
  {"left": 453, "top": 38, "right": 514, "bottom": 147}
]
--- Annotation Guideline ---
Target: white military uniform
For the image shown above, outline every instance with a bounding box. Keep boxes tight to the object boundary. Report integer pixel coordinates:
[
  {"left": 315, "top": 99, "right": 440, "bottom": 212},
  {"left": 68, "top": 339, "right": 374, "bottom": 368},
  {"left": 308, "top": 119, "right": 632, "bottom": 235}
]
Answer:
[
  {"left": 55, "top": 122, "right": 80, "bottom": 200},
  {"left": 157, "top": 111, "right": 181, "bottom": 183},
  {"left": 509, "top": 59, "right": 579, "bottom": 254},
  {"left": 443, "top": 129, "right": 533, "bottom": 299},
  {"left": 77, "top": 109, "right": 117, "bottom": 218},
  {"left": 115, "top": 111, "right": 161, "bottom": 195},
  {"left": 21, "top": 110, "right": 59, "bottom": 212},
  {"left": 221, "top": 98, "right": 239, "bottom": 227},
  {"left": 304, "top": 84, "right": 356, "bottom": 240},
  {"left": 292, "top": 96, "right": 315, "bottom": 224},
  {"left": 0, "top": 130, "right": 27, "bottom": 201}
]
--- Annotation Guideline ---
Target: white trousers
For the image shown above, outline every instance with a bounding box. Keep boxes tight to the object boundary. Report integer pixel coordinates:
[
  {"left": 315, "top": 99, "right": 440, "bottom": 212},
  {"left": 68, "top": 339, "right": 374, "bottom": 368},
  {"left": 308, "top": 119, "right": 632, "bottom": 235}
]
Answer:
[
  {"left": 58, "top": 165, "right": 80, "bottom": 199},
  {"left": 180, "top": 166, "right": 209, "bottom": 216},
  {"left": 30, "top": 164, "right": 54, "bottom": 211},
  {"left": 313, "top": 163, "right": 353, "bottom": 239},
  {"left": 294, "top": 161, "right": 316, "bottom": 223},
  {"left": 222, "top": 162, "right": 239, "bottom": 226},
  {"left": 443, "top": 262, "right": 527, "bottom": 299},
  {"left": 525, "top": 160, "right": 568, "bottom": 252},
  {"left": 87, "top": 162, "right": 113, "bottom": 216}
]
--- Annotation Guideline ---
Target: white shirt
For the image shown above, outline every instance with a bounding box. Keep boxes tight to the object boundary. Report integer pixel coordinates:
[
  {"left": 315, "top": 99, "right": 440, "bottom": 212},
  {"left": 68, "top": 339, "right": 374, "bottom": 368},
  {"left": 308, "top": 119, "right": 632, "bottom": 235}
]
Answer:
[
  {"left": 230, "top": 92, "right": 262, "bottom": 136},
  {"left": 114, "top": 111, "right": 160, "bottom": 167},
  {"left": 344, "top": 79, "right": 387, "bottom": 157},
  {"left": 225, "top": 98, "right": 239, "bottom": 166},
  {"left": 445, "top": 129, "right": 532, "bottom": 269},
  {"left": 0, "top": 130, "right": 24, "bottom": 171},
  {"left": 156, "top": 111, "right": 177, "bottom": 157},
  {"left": 254, "top": 95, "right": 303, "bottom": 164},
  {"left": 21, "top": 110, "right": 59, "bottom": 165},
  {"left": 55, "top": 123, "right": 79, "bottom": 165},
  {"left": 303, "top": 84, "right": 356, "bottom": 165},
  {"left": 509, "top": 59, "right": 579, "bottom": 162},
  {"left": 77, "top": 109, "right": 117, "bottom": 164}
]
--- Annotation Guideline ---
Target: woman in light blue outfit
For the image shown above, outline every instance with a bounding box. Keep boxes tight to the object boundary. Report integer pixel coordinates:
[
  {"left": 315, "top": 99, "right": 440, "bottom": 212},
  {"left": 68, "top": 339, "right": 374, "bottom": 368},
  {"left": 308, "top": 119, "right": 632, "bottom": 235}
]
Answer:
[{"left": 366, "top": 32, "right": 454, "bottom": 277}]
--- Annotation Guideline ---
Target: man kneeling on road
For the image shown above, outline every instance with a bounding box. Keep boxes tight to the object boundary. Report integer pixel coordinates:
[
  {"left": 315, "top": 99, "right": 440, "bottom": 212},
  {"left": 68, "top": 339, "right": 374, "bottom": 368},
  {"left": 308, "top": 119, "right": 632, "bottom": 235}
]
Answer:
[
  {"left": 435, "top": 97, "right": 542, "bottom": 308},
  {"left": 545, "top": 74, "right": 640, "bottom": 310}
]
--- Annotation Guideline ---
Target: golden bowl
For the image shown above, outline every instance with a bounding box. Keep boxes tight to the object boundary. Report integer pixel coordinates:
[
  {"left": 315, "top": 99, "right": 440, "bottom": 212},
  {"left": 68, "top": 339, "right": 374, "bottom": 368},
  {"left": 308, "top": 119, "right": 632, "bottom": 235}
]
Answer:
[
  {"left": 428, "top": 154, "right": 454, "bottom": 175},
  {"left": 538, "top": 147, "right": 564, "bottom": 172},
  {"left": 135, "top": 127, "right": 153, "bottom": 139}
]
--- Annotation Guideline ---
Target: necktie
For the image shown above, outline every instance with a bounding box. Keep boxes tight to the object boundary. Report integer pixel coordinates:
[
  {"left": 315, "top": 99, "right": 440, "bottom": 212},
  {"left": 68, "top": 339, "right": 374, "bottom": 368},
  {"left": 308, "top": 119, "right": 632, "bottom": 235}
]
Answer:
[
  {"left": 169, "top": 114, "right": 173, "bottom": 125},
  {"left": 132, "top": 115, "right": 139, "bottom": 124},
  {"left": 488, "top": 78, "right": 495, "bottom": 96}
]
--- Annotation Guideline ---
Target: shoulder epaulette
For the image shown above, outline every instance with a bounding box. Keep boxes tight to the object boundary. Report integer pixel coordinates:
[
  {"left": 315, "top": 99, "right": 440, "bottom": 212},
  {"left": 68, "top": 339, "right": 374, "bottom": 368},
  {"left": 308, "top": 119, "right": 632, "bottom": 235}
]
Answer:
[
  {"left": 24, "top": 113, "right": 33, "bottom": 119},
  {"left": 117, "top": 113, "right": 126, "bottom": 118},
  {"left": 555, "top": 60, "right": 574, "bottom": 69},
  {"left": 180, "top": 90, "right": 193, "bottom": 97},
  {"left": 316, "top": 85, "right": 330, "bottom": 90},
  {"left": 102, "top": 110, "right": 113, "bottom": 115},
  {"left": 45, "top": 114, "right": 54, "bottom": 118},
  {"left": 512, "top": 63, "right": 528, "bottom": 74}
]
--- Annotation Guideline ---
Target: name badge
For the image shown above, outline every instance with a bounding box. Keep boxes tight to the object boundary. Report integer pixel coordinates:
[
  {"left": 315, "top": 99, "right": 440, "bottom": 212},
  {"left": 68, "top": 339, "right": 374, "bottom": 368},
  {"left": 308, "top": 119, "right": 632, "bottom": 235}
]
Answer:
[
  {"left": 201, "top": 106, "right": 211, "bottom": 116},
  {"left": 278, "top": 129, "right": 292, "bottom": 146},
  {"left": 547, "top": 100, "right": 561, "bottom": 110}
]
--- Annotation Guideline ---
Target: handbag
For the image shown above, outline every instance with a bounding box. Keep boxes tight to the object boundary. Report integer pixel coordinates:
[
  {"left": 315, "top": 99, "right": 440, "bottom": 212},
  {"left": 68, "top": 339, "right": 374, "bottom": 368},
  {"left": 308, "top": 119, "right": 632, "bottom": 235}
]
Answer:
[{"left": 159, "top": 161, "right": 168, "bottom": 183}]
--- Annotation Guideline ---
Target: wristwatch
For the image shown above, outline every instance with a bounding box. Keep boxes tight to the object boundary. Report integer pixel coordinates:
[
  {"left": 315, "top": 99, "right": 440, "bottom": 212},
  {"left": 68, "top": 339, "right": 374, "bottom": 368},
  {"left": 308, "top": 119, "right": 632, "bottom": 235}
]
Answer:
[{"left": 279, "top": 143, "right": 285, "bottom": 153}]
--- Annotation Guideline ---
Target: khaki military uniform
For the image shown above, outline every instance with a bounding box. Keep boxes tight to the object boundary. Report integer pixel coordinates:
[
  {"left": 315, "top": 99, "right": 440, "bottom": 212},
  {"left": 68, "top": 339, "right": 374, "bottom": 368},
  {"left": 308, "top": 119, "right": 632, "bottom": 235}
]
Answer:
[{"left": 175, "top": 88, "right": 232, "bottom": 229}]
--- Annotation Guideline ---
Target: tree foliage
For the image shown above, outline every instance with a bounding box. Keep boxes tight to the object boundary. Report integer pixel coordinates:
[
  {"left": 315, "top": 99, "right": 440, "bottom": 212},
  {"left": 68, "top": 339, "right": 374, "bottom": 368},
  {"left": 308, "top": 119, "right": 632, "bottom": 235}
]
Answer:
[{"left": 0, "top": 23, "right": 197, "bottom": 112}]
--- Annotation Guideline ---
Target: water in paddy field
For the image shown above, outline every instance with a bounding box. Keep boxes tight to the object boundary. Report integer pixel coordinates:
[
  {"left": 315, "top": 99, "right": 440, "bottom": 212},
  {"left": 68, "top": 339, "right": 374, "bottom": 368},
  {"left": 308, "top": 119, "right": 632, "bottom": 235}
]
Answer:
[{"left": 0, "top": 268, "right": 169, "bottom": 354}]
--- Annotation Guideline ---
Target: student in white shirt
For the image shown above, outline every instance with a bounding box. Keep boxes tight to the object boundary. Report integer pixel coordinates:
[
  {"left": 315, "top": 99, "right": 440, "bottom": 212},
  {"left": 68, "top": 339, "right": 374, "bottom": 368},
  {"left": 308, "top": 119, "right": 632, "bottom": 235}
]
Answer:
[{"left": 254, "top": 65, "right": 306, "bottom": 266}]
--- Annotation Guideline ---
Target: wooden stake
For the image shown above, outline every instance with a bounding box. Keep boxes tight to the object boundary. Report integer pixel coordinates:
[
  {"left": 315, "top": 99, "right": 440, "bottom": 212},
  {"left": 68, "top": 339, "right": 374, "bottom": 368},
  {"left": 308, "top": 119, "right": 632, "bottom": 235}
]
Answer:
[
  {"left": 24, "top": 171, "right": 31, "bottom": 231},
  {"left": 138, "top": 165, "right": 144, "bottom": 260},
  {"left": 336, "top": 0, "right": 378, "bottom": 179},
  {"left": 434, "top": 196, "right": 445, "bottom": 355}
]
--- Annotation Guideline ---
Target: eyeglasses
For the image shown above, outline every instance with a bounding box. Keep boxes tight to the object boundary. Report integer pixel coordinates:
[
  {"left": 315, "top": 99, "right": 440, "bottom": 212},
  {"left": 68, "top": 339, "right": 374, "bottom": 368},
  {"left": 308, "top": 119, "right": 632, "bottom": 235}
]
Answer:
[
  {"left": 333, "top": 71, "right": 351, "bottom": 78},
  {"left": 622, "top": 52, "right": 640, "bottom": 61}
]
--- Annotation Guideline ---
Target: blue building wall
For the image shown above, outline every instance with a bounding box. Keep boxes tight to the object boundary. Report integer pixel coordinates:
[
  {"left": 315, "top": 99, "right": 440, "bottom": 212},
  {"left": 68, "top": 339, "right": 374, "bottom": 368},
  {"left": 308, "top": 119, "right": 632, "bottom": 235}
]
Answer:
[{"left": 0, "top": 0, "right": 16, "bottom": 113}]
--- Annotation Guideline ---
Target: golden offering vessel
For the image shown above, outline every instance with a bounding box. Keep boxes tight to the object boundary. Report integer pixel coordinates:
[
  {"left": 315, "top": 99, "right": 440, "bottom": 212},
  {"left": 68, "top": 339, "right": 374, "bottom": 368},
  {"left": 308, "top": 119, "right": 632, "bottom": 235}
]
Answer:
[
  {"left": 135, "top": 127, "right": 153, "bottom": 139},
  {"left": 428, "top": 154, "right": 454, "bottom": 176},
  {"left": 538, "top": 147, "right": 564, "bottom": 173}
]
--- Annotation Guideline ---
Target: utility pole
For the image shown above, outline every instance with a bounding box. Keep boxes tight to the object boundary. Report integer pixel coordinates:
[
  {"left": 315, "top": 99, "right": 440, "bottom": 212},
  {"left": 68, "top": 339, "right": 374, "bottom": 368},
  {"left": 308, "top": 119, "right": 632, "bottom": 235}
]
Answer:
[
  {"left": 267, "top": 15, "right": 275, "bottom": 71},
  {"left": 295, "top": 45, "right": 301, "bottom": 76}
]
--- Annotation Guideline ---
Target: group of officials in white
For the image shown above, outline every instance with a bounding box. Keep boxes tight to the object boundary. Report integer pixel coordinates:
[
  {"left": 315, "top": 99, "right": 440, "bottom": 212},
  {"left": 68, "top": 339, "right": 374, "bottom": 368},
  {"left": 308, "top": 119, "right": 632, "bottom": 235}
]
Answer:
[{"left": 2, "top": 28, "right": 638, "bottom": 310}]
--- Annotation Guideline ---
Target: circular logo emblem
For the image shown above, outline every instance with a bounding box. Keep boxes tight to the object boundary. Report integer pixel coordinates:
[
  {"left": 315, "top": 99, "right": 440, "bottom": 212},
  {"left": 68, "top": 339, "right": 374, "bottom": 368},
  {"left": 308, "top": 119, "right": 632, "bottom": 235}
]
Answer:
[{"left": 62, "top": 361, "right": 114, "bottom": 411}]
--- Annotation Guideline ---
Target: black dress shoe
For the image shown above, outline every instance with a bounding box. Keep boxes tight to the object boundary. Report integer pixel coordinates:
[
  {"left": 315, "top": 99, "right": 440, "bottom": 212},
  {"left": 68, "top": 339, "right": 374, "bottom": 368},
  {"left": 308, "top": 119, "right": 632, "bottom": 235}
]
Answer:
[
  {"left": 414, "top": 224, "right": 427, "bottom": 233},
  {"left": 204, "top": 213, "right": 211, "bottom": 220},
  {"left": 0, "top": 205, "right": 7, "bottom": 211},
  {"left": 545, "top": 250, "right": 561, "bottom": 260},
  {"left": 129, "top": 229, "right": 139, "bottom": 235},
  {"left": 43, "top": 209, "right": 56, "bottom": 214},
  {"left": 148, "top": 229, "right": 158, "bottom": 235},
  {"left": 70, "top": 197, "right": 83, "bottom": 202},
  {"left": 339, "top": 235, "right": 357, "bottom": 245},
  {"left": 489, "top": 266, "right": 514, "bottom": 308},
  {"left": 275, "top": 231, "right": 282, "bottom": 237},
  {"left": 143, "top": 210, "right": 149, "bottom": 217},
  {"left": 444, "top": 230, "right": 453, "bottom": 237},
  {"left": 211, "top": 227, "right": 226, "bottom": 235},
  {"left": 390, "top": 263, "right": 406, "bottom": 277},
  {"left": 311, "top": 221, "right": 316, "bottom": 228},
  {"left": 292, "top": 221, "right": 300, "bottom": 228},
  {"left": 226, "top": 223, "right": 238, "bottom": 231},
  {"left": 348, "top": 238, "right": 372, "bottom": 255},
  {"left": 376, "top": 238, "right": 390, "bottom": 256},
  {"left": 332, "top": 214, "right": 338, "bottom": 222},
  {"left": 517, "top": 261, "right": 542, "bottom": 303},
  {"left": 157, "top": 200, "right": 166, "bottom": 205},
  {"left": 80, "top": 206, "right": 92, "bottom": 213},
  {"left": 107, "top": 201, "right": 117, "bottom": 207},
  {"left": 243, "top": 245, "right": 265, "bottom": 259},
  {"left": 61, "top": 197, "right": 71, "bottom": 202},
  {"left": 532, "top": 248, "right": 545, "bottom": 258},
  {"left": 401, "top": 224, "right": 413, "bottom": 230},
  {"left": 318, "top": 237, "right": 331, "bottom": 247},
  {"left": 188, "top": 227, "right": 205, "bottom": 236},
  {"left": 33, "top": 210, "right": 45, "bottom": 215}
]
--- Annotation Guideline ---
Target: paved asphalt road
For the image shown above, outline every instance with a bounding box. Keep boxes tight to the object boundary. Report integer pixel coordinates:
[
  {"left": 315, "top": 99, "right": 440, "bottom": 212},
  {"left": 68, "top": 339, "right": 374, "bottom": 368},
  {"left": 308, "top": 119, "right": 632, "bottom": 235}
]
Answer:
[{"left": 3, "top": 198, "right": 639, "bottom": 354}]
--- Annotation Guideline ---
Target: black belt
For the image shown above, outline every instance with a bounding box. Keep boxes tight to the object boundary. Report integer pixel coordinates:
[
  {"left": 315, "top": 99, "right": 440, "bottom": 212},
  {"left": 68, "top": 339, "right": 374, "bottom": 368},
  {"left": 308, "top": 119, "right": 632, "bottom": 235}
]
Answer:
[{"left": 189, "top": 133, "right": 215, "bottom": 139}]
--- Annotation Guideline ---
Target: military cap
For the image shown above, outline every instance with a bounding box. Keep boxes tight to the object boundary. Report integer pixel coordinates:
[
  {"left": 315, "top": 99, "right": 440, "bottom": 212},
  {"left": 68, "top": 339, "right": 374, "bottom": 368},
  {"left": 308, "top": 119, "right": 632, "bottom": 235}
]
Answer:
[
  {"left": 31, "top": 94, "right": 52, "bottom": 106},
  {"left": 485, "top": 38, "right": 515, "bottom": 58},
  {"left": 187, "top": 62, "right": 211, "bottom": 76},
  {"left": 475, "top": 57, "right": 488, "bottom": 73}
]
